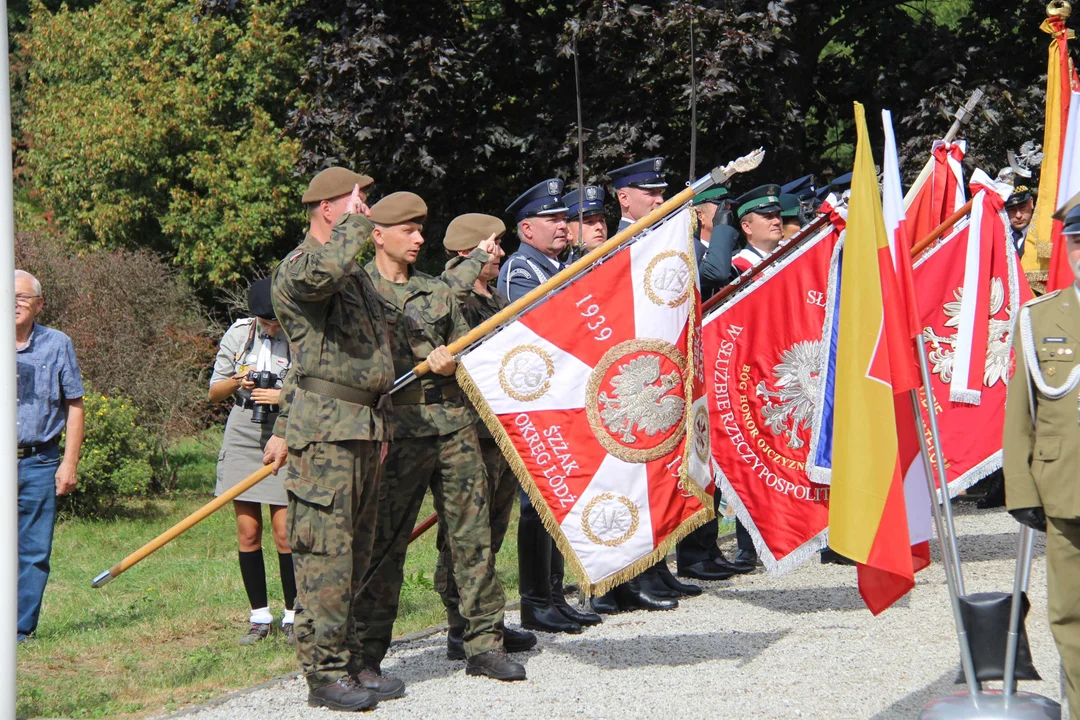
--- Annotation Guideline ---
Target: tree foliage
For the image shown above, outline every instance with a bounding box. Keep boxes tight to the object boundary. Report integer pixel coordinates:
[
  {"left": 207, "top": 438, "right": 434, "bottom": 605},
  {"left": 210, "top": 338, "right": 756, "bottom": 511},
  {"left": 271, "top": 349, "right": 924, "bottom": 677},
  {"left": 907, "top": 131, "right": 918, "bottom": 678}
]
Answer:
[{"left": 20, "top": 0, "right": 307, "bottom": 288}]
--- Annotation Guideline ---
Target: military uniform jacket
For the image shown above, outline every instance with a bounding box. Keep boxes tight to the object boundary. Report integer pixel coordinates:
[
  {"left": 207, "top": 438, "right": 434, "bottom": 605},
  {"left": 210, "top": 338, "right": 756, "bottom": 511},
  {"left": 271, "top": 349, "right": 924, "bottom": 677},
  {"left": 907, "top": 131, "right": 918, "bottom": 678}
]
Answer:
[
  {"left": 271, "top": 214, "right": 395, "bottom": 447},
  {"left": 497, "top": 242, "right": 564, "bottom": 303},
  {"left": 364, "top": 260, "right": 475, "bottom": 439},
  {"left": 1003, "top": 287, "right": 1080, "bottom": 520}
]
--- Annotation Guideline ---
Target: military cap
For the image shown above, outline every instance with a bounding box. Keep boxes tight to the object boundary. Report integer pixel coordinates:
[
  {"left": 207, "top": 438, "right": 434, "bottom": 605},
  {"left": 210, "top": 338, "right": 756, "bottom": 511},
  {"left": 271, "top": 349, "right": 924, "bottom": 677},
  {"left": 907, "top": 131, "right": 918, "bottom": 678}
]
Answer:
[
  {"left": 1055, "top": 190, "right": 1080, "bottom": 221},
  {"left": 735, "top": 185, "right": 783, "bottom": 219},
  {"left": 302, "top": 167, "right": 374, "bottom": 204},
  {"left": 563, "top": 185, "right": 606, "bottom": 219},
  {"left": 443, "top": 213, "right": 506, "bottom": 252},
  {"left": 506, "top": 179, "right": 568, "bottom": 223},
  {"left": 782, "top": 175, "right": 816, "bottom": 199},
  {"left": 779, "top": 193, "right": 802, "bottom": 219},
  {"left": 828, "top": 172, "right": 853, "bottom": 194},
  {"left": 369, "top": 191, "right": 428, "bottom": 225},
  {"left": 1061, "top": 204, "right": 1080, "bottom": 235},
  {"left": 1005, "top": 185, "right": 1034, "bottom": 208},
  {"left": 693, "top": 186, "right": 729, "bottom": 206},
  {"left": 247, "top": 277, "right": 276, "bottom": 320},
  {"left": 607, "top": 158, "right": 668, "bottom": 190}
]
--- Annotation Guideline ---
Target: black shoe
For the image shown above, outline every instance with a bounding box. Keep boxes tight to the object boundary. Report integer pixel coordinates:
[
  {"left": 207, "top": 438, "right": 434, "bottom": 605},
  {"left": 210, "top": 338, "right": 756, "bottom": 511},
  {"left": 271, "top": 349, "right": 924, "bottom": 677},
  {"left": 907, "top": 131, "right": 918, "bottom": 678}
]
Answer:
[
  {"left": 654, "top": 560, "right": 702, "bottom": 596},
  {"left": 637, "top": 566, "right": 680, "bottom": 599},
  {"left": 551, "top": 558, "right": 602, "bottom": 626},
  {"left": 590, "top": 591, "right": 621, "bottom": 615},
  {"left": 613, "top": 578, "right": 678, "bottom": 611},
  {"left": 308, "top": 676, "right": 379, "bottom": 711},
  {"left": 975, "top": 475, "right": 1006, "bottom": 509},
  {"left": 502, "top": 624, "right": 538, "bottom": 653},
  {"left": 820, "top": 547, "right": 856, "bottom": 566},
  {"left": 710, "top": 552, "right": 755, "bottom": 575},
  {"left": 351, "top": 665, "right": 405, "bottom": 701},
  {"left": 518, "top": 513, "right": 583, "bottom": 634},
  {"left": 465, "top": 649, "right": 527, "bottom": 681},
  {"left": 678, "top": 559, "right": 736, "bottom": 581},
  {"left": 733, "top": 548, "right": 760, "bottom": 570},
  {"left": 447, "top": 627, "right": 467, "bottom": 661}
]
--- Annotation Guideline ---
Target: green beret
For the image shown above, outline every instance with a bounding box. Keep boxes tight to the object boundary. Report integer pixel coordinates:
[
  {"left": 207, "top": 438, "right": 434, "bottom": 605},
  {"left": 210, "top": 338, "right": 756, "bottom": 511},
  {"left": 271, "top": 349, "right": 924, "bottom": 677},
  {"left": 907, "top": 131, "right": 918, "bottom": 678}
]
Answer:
[
  {"left": 443, "top": 213, "right": 505, "bottom": 252},
  {"left": 693, "top": 187, "right": 729, "bottom": 206},
  {"left": 369, "top": 192, "right": 428, "bottom": 225},
  {"left": 302, "top": 167, "right": 374, "bottom": 204}
]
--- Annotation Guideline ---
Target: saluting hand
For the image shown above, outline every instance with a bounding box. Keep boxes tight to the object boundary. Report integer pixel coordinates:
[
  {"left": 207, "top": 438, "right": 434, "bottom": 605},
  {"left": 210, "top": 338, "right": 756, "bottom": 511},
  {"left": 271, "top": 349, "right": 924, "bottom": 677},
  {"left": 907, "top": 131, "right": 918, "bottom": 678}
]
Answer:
[
  {"left": 345, "top": 183, "right": 370, "bottom": 217},
  {"left": 427, "top": 346, "right": 457, "bottom": 376},
  {"left": 477, "top": 235, "right": 498, "bottom": 256}
]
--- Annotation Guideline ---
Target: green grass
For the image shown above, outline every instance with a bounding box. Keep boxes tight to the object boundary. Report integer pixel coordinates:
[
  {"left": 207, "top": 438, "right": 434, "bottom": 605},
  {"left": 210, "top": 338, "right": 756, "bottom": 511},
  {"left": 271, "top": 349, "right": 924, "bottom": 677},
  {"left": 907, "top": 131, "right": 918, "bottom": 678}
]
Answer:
[{"left": 16, "top": 430, "right": 522, "bottom": 719}]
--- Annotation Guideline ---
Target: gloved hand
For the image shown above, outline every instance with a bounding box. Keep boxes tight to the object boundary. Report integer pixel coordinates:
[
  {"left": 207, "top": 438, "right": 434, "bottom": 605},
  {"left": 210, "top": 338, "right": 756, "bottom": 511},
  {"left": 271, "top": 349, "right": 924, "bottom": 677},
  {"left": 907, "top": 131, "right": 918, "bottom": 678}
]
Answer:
[
  {"left": 714, "top": 208, "right": 735, "bottom": 227},
  {"left": 1009, "top": 507, "right": 1047, "bottom": 533}
]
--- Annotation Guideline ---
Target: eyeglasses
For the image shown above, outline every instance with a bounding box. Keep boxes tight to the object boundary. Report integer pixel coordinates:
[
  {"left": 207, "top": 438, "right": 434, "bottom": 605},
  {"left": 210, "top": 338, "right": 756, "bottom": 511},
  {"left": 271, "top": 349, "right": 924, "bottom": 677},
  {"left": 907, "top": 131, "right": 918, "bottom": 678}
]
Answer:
[{"left": 15, "top": 294, "right": 41, "bottom": 305}]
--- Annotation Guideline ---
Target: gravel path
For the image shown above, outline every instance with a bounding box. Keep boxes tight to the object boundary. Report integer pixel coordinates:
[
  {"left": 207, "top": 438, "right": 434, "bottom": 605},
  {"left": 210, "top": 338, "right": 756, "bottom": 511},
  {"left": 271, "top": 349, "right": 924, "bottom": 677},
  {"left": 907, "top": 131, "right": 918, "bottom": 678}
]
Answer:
[{"left": 163, "top": 504, "right": 1065, "bottom": 720}]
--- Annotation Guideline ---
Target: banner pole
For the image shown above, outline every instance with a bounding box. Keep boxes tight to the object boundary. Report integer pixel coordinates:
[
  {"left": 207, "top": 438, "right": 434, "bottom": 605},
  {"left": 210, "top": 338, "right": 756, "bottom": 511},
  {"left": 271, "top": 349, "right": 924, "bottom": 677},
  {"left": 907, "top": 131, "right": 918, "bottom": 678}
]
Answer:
[
  {"left": 909, "top": 390, "right": 980, "bottom": 693},
  {"left": 911, "top": 200, "right": 974, "bottom": 257},
  {"left": 1003, "top": 524, "right": 1035, "bottom": 699}
]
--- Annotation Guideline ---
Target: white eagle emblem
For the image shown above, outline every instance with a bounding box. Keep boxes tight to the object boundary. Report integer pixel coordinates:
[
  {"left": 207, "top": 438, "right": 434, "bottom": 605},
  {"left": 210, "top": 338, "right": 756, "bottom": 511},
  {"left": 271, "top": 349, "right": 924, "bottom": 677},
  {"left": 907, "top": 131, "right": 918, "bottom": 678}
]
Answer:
[
  {"left": 585, "top": 186, "right": 598, "bottom": 201},
  {"left": 922, "top": 277, "right": 1012, "bottom": 387},
  {"left": 756, "top": 340, "right": 825, "bottom": 450},
  {"left": 598, "top": 356, "right": 685, "bottom": 444},
  {"left": 547, "top": 179, "right": 561, "bottom": 195},
  {"left": 653, "top": 158, "right": 663, "bottom": 172}
]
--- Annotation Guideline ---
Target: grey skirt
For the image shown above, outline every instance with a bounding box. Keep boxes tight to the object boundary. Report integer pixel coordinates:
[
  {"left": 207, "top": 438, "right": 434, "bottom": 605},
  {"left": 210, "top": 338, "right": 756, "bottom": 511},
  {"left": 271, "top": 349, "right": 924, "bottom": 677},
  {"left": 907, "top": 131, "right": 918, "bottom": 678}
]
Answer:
[{"left": 214, "top": 403, "right": 287, "bottom": 506}]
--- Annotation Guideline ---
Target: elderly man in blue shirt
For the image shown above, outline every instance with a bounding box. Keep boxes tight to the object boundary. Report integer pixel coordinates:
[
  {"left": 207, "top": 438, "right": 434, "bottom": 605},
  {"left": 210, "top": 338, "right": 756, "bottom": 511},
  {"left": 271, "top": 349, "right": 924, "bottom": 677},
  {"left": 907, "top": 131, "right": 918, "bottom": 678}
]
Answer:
[{"left": 15, "top": 269, "right": 85, "bottom": 643}]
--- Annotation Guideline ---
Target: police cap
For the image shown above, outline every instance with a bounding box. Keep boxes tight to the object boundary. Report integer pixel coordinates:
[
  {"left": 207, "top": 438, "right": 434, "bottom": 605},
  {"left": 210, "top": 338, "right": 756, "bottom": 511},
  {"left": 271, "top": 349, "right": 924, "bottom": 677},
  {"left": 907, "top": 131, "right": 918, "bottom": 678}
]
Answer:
[
  {"left": 735, "top": 185, "right": 783, "bottom": 219},
  {"left": 302, "top": 167, "right": 375, "bottom": 204},
  {"left": 779, "top": 193, "right": 802, "bottom": 219},
  {"left": 693, "top": 186, "right": 729, "bottom": 206},
  {"left": 782, "top": 175, "right": 816, "bottom": 199},
  {"left": 248, "top": 277, "right": 276, "bottom": 321},
  {"left": 507, "top": 179, "right": 568, "bottom": 224},
  {"left": 369, "top": 192, "right": 428, "bottom": 225},
  {"left": 607, "top": 158, "right": 668, "bottom": 190},
  {"left": 563, "top": 185, "right": 606, "bottom": 219},
  {"left": 443, "top": 213, "right": 506, "bottom": 252}
]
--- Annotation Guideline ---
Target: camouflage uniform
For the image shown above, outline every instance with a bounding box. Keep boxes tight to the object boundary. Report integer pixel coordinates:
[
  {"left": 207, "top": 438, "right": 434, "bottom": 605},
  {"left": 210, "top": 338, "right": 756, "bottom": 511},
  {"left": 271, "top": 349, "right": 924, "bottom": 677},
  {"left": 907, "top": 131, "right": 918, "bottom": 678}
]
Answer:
[
  {"left": 356, "top": 260, "right": 505, "bottom": 663},
  {"left": 270, "top": 213, "right": 395, "bottom": 691},
  {"left": 433, "top": 251, "right": 518, "bottom": 633}
]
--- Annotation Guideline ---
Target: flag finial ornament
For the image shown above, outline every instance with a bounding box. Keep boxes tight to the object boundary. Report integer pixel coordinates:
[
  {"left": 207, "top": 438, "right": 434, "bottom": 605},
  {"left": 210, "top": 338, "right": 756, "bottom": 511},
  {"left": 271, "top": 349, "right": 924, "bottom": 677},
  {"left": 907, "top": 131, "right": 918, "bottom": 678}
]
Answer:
[{"left": 1048, "top": 0, "right": 1072, "bottom": 19}]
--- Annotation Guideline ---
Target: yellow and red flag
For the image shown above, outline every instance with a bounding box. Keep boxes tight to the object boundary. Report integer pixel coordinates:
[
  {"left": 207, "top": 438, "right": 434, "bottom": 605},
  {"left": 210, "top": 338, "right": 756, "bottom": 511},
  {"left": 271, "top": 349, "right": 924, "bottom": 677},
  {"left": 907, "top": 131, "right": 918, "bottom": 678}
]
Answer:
[{"left": 828, "top": 102, "right": 923, "bottom": 615}]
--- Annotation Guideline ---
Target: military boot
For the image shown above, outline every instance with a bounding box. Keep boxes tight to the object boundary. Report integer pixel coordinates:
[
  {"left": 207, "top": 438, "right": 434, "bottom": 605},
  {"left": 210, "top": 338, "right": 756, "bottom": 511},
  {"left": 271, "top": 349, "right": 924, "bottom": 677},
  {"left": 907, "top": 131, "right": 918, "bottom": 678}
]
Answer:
[
  {"left": 654, "top": 560, "right": 702, "bottom": 597},
  {"left": 590, "top": 590, "right": 622, "bottom": 615},
  {"left": 550, "top": 552, "right": 602, "bottom": 626},
  {"left": 307, "top": 676, "right": 379, "bottom": 711},
  {"left": 613, "top": 577, "right": 678, "bottom": 611},
  {"left": 465, "top": 649, "right": 527, "bottom": 681},
  {"left": 518, "top": 512, "right": 582, "bottom": 634},
  {"left": 449, "top": 624, "right": 536, "bottom": 660},
  {"left": 637, "top": 564, "right": 680, "bottom": 599},
  {"left": 351, "top": 664, "right": 405, "bottom": 701}
]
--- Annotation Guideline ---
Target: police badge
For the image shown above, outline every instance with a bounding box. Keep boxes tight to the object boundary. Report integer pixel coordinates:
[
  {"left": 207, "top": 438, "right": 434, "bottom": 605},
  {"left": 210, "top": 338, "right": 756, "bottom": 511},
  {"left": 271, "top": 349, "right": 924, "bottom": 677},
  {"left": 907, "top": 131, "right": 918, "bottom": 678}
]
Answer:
[{"left": 547, "top": 179, "right": 561, "bottom": 196}]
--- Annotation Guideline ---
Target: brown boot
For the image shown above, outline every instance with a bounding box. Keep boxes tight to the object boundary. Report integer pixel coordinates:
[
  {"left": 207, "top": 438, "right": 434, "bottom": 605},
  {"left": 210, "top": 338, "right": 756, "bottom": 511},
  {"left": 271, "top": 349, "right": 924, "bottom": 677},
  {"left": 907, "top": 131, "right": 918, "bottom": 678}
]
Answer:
[{"left": 351, "top": 665, "right": 405, "bottom": 701}]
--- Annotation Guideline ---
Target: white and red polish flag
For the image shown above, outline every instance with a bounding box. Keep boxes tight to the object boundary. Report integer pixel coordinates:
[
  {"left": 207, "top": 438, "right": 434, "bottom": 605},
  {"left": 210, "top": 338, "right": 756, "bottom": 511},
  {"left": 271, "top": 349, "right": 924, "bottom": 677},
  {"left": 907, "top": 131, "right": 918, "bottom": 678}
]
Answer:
[
  {"left": 904, "top": 139, "right": 967, "bottom": 249},
  {"left": 455, "top": 208, "right": 712, "bottom": 597}
]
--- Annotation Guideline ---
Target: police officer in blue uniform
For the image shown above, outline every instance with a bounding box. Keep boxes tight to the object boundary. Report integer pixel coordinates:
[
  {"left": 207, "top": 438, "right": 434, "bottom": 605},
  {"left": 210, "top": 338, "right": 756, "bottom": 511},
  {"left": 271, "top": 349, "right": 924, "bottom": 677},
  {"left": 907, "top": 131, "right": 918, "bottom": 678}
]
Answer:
[
  {"left": 608, "top": 158, "right": 668, "bottom": 234},
  {"left": 499, "top": 180, "right": 603, "bottom": 634},
  {"left": 563, "top": 185, "right": 609, "bottom": 263}
]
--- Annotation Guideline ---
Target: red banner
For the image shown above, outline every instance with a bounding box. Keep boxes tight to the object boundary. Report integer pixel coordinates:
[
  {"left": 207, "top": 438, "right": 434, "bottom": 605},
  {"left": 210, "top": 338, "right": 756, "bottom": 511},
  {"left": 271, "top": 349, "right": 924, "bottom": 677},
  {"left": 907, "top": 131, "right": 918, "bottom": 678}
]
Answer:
[{"left": 703, "top": 226, "right": 840, "bottom": 574}]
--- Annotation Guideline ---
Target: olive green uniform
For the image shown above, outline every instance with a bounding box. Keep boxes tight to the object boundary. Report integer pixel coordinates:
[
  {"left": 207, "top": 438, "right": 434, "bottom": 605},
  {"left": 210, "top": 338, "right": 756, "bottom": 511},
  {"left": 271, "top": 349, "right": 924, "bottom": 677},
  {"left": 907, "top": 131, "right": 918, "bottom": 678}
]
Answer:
[
  {"left": 355, "top": 260, "right": 505, "bottom": 663},
  {"left": 433, "top": 250, "right": 518, "bottom": 632},
  {"left": 270, "top": 213, "right": 395, "bottom": 691},
  {"left": 1003, "top": 287, "right": 1080, "bottom": 719}
]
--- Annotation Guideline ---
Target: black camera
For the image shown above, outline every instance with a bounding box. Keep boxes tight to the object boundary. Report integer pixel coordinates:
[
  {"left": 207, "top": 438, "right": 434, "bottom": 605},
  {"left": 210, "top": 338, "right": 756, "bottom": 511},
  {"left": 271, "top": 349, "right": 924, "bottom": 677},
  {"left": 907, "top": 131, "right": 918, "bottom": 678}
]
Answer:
[{"left": 247, "top": 370, "right": 279, "bottom": 424}]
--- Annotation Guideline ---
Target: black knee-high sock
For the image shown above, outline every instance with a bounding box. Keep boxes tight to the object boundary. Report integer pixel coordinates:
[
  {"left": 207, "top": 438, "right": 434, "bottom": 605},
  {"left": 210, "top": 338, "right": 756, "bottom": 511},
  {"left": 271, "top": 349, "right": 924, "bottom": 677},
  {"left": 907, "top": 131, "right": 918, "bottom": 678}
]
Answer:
[
  {"left": 238, "top": 550, "right": 268, "bottom": 610},
  {"left": 278, "top": 552, "right": 297, "bottom": 611}
]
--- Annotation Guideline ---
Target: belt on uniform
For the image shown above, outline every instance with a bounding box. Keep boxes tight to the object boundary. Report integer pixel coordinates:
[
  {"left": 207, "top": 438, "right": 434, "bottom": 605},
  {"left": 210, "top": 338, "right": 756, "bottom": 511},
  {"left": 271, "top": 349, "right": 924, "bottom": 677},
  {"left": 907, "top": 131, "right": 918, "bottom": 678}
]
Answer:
[
  {"left": 393, "top": 383, "right": 462, "bottom": 406},
  {"left": 298, "top": 376, "right": 380, "bottom": 407},
  {"left": 235, "top": 397, "right": 279, "bottom": 413},
  {"left": 17, "top": 436, "right": 60, "bottom": 460}
]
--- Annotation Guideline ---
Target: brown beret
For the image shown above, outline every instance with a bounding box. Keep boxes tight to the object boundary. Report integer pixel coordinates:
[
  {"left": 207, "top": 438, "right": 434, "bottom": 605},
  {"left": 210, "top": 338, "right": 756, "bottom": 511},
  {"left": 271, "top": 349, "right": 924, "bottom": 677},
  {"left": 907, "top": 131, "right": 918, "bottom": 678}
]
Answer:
[
  {"left": 443, "top": 213, "right": 506, "bottom": 252},
  {"left": 302, "top": 167, "right": 374, "bottom": 204},
  {"left": 369, "top": 192, "right": 428, "bottom": 225}
]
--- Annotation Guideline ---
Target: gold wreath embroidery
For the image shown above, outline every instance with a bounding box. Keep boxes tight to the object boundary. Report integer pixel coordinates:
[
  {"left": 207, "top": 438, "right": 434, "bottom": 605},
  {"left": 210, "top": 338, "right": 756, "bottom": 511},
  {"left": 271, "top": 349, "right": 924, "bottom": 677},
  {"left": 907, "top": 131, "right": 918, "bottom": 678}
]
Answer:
[
  {"left": 498, "top": 345, "right": 555, "bottom": 402},
  {"left": 644, "top": 250, "right": 692, "bottom": 308},
  {"left": 586, "top": 339, "right": 688, "bottom": 463},
  {"left": 581, "top": 492, "right": 640, "bottom": 547}
]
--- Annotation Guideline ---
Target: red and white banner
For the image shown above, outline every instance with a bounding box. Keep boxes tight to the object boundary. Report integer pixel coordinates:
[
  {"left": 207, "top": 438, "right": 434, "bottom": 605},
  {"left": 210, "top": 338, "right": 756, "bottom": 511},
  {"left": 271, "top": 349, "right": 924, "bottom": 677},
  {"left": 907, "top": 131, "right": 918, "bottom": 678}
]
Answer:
[
  {"left": 456, "top": 209, "right": 711, "bottom": 596},
  {"left": 904, "top": 139, "right": 966, "bottom": 246},
  {"left": 913, "top": 180, "right": 1034, "bottom": 495},
  {"left": 703, "top": 223, "right": 841, "bottom": 574}
]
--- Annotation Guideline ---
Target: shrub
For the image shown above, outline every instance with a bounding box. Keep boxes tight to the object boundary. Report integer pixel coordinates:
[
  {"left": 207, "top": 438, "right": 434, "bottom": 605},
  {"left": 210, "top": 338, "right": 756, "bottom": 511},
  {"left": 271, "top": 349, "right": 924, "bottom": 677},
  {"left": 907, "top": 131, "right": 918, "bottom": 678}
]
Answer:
[{"left": 60, "top": 389, "right": 154, "bottom": 517}]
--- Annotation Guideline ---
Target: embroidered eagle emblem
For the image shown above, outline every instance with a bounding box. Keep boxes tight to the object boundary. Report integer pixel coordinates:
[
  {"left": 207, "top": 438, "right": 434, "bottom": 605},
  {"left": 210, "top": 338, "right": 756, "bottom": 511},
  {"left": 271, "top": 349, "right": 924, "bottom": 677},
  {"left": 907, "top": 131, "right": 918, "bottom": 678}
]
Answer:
[
  {"left": 597, "top": 356, "right": 685, "bottom": 444},
  {"left": 923, "top": 277, "right": 1013, "bottom": 387},
  {"left": 756, "top": 340, "right": 825, "bottom": 450}
]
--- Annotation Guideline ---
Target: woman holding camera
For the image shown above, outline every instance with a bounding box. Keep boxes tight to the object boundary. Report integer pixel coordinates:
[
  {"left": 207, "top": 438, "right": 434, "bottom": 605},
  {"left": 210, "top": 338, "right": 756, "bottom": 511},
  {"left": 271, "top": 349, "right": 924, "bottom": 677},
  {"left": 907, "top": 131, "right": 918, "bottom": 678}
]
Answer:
[{"left": 208, "top": 278, "right": 296, "bottom": 645}]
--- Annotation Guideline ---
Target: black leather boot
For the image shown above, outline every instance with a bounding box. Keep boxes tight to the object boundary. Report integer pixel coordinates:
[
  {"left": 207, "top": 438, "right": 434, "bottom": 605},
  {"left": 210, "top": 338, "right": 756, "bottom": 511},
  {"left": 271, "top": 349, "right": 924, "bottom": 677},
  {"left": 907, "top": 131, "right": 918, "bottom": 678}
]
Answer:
[
  {"left": 518, "top": 511, "right": 582, "bottom": 634},
  {"left": 466, "top": 649, "right": 527, "bottom": 681},
  {"left": 637, "top": 563, "right": 680, "bottom": 599},
  {"left": 589, "top": 590, "right": 621, "bottom": 615},
  {"left": 449, "top": 623, "right": 536, "bottom": 660},
  {"left": 613, "top": 577, "right": 678, "bottom": 611},
  {"left": 550, "top": 551, "right": 602, "bottom": 626},
  {"left": 307, "top": 677, "right": 379, "bottom": 711},
  {"left": 654, "top": 560, "right": 702, "bottom": 596}
]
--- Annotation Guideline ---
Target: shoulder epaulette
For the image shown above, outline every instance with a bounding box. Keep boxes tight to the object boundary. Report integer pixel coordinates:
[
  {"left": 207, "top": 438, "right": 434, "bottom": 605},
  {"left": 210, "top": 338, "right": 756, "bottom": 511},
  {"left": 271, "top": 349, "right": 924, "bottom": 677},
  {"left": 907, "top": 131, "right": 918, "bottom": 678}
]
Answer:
[
  {"left": 1023, "top": 290, "right": 1061, "bottom": 309},
  {"left": 231, "top": 317, "right": 254, "bottom": 329}
]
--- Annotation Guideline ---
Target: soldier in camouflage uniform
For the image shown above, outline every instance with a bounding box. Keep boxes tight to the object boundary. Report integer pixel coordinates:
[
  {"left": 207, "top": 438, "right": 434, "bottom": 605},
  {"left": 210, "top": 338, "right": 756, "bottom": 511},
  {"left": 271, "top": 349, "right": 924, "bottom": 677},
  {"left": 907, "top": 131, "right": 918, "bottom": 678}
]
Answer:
[
  {"left": 436, "top": 214, "right": 540, "bottom": 660},
  {"left": 357, "top": 192, "right": 526, "bottom": 682},
  {"left": 263, "top": 167, "right": 405, "bottom": 712}
]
